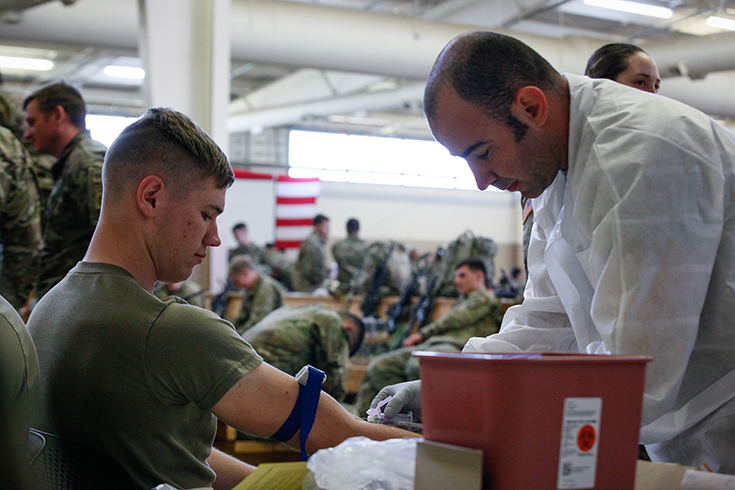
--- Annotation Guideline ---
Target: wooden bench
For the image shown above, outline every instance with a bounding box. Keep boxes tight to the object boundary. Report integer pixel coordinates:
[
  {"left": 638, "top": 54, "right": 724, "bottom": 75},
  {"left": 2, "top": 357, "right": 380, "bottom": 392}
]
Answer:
[
  {"left": 214, "top": 421, "right": 301, "bottom": 466},
  {"left": 212, "top": 291, "right": 458, "bottom": 324}
]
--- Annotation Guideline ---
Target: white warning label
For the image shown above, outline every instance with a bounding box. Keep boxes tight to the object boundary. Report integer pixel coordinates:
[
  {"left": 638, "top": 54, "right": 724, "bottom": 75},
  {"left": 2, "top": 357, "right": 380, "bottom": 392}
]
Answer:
[{"left": 557, "top": 397, "right": 602, "bottom": 489}]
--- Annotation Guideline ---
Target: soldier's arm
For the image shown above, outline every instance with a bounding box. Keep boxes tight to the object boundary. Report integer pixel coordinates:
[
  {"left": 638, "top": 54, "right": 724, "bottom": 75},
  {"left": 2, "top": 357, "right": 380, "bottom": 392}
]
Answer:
[
  {"left": 85, "top": 163, "right": 103, "bottom": 226},
  {"left": 302, "top": 240, "right": 326, "bottom": 284},
  {"left": 212, "top": 362, "right": 418, "bottom": 457},
  {"left": 0, "top": 141, "right": 42, "bottom": 308},
  {"left": 68, "top": 150, "right": 103, "bottom": 228},
  {"left": 419, "top": 291, "right": 499, "bottom": 338}
]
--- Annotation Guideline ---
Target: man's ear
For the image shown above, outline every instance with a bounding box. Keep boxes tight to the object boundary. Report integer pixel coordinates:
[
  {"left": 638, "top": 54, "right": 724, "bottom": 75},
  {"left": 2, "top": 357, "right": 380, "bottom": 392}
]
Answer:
[
  {"left": 137, "top": 175, "right": 165, "bottom": 218},
  {"left": 511, "top": 86, "right": 549, "bottom": 127}
]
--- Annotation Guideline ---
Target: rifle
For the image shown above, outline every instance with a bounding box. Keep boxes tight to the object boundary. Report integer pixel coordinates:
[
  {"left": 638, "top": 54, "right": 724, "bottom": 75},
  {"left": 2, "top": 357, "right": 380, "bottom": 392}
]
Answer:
[
  {"left": 211, "top": 278, "right": 233, "bottom": 317},
  {"left": 397, "top": 249, "right": 443, "bottom": 346},
  {"left": 385, "top": 252, "right": 430, "bottom": 335},
  {"left": 360, "top": 242, "right": 396, "bottom": 318},
  {"left": 398, "top": 270, "right": 440, "bottom": 347},
  {"left": 494, "top": 268, "right": 522, "bottom": 299},
  {"left": 181, "top": 288, "right": 208, "bottom": 303}
]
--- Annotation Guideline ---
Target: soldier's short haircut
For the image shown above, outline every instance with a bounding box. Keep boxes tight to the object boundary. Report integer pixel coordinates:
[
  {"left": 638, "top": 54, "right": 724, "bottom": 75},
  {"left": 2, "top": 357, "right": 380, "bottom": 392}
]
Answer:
[
  {"left": 313, "top": 214, "right": 329, "bottom": 226},
  {"left": 232, "top": 222, "right": 247, "bottom": 233},
  {"left": 102, "top": 107, "right": 234, "bottom": 201},
  {"left": 424, "top": 31, "right": 565, "bottom": 142},
  {"left": 229, "top": 255, "right": 255, "bottom": 276},
  {"left": 23, "top": 81, "right": 87, "bottom": 130},
  {"left": 338, "top": 311, "right": 365, "bottom": 356},
  {"left": 456, "top": 257, "right": 486, "bottom": 278},
  {"left": 346, "top": 218, "right": 359, "bottom": 233}
]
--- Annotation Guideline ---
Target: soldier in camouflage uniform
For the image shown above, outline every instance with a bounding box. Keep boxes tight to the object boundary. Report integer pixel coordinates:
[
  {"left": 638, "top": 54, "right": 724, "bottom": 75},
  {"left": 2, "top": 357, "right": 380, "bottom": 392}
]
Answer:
[
  {"left": 263, "top": 243, "right": 295, "bottom": 290},
  {"left": 227, "top": 222, "right": 269, "bottom": 267},
  {"left": 0, "top": 83, "right": 25, "bottom": 140},
  {"left": 241, "top": 304, "right": 365, "bottom": 401},
  {"left": 354, "top": 258, "right": 503, "bottom": 415},
  {"left": 228, "top": 255, "right": 285, "bottom": 334},
  {"left": 292, "top": 214, "right": 329, "bottom": 292},
  {"left": 331, "top": 218, "right": 368, "bottom": 295},
  {"left": 154, "top": 279, "right": 207, "bottom": 309},
  {"left": 23, "top": 82, "right": 106, "bottom": 299},
  {"left": 1, "top": 77, "right": 56, "bottom": 212},
  {"left": 0, "top": 126, "right": 42, "bottom": 311}
]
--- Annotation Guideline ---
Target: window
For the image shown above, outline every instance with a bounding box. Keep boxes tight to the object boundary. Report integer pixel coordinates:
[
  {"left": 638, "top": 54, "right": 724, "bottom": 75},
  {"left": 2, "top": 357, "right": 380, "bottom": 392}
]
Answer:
[
  {"left": 288, "top": 130, "right": 490, "bottom": 191},
  {"left": 86, "top": 114, "right": 139, "bottom": 147}
]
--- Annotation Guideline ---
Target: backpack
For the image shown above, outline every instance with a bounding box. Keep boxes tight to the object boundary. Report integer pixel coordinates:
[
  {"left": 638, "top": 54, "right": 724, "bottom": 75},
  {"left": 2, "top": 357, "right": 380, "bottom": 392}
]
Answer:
[
  {"left": 354, "top": 240, "right": 412, "bottom": 297},
  {"left": 434, "top": 230, "right": 497, "bottom": 297}
]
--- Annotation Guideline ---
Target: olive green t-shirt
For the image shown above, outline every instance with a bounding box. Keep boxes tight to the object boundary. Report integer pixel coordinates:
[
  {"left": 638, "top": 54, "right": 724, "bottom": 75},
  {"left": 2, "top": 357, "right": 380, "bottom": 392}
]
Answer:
[
  {"left": 29, "top": 262, "right": 262, "bottom": 489},
  {"left": 0, "top": 294, "right": 38, "bottom": 466}
]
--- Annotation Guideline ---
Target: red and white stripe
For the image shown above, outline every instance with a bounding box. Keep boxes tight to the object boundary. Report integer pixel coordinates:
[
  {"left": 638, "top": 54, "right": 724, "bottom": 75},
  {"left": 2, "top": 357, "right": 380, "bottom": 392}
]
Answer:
[{"left": 275, "top": 175, "right": 321, "bottom": 249}]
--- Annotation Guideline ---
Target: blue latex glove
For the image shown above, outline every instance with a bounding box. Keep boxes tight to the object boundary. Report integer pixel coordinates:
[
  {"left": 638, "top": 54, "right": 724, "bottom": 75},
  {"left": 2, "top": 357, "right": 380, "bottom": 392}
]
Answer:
[{"left": 370, "top": 380, "right": 422, "bottom": 419}]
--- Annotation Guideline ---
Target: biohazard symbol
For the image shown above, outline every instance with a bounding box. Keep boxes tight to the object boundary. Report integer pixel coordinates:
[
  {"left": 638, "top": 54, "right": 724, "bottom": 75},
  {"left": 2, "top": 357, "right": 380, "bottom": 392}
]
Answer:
[{"left": 577, "top": 425, "right": 596, "bottom": 452}]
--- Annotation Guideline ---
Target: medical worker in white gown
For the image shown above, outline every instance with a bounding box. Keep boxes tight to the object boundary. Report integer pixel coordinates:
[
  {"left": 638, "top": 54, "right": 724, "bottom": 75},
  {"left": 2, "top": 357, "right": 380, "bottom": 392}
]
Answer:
[{"left": 373, "top": 31, "right": 735, "bottom": 473}]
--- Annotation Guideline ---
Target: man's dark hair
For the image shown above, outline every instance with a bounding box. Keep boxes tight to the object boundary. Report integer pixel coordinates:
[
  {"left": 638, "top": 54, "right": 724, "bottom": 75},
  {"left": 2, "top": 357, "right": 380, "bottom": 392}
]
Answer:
[
  {"left": 585, "top": 43, "right": 646, "bottom": 81},
  {"left": 424, "top": 31, "right": 565, "bottom": 141},
  {"left": 314, "top": 214, "right": 329, "bottom": 226},
  {"left": 233, "top": 222, "right": 247, "bottom": 233},
  {"left": 339, "top": 311, "right": 365, "bottom": 356},
  {"left": 102, "top": 107, "right": 234, "bottom": 201},
  {"left": 455, "top": 257, "right": 487, "bottom": 278},
  {"left": 23, "top": 81, "right": 87, "bottom": 129},
  {"left": 346, "top": 218, "right": 360, "bottom": 234}
]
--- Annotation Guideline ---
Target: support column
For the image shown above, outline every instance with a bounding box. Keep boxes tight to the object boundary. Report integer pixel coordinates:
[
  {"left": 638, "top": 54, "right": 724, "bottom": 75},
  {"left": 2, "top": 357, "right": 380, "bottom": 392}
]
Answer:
[{"left": 138, "top": 0, "right": 231, "bottom": 291}]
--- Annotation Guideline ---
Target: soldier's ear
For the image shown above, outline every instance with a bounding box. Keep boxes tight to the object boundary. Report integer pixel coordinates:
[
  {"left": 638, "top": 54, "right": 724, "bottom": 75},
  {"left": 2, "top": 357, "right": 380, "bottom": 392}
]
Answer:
[{"left": 137, "top": 175, "right": 165, "bottom": 218}]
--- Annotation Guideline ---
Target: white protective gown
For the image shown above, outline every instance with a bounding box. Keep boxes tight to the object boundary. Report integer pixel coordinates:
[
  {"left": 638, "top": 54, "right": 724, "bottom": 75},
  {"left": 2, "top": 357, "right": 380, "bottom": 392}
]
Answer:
[{"left": 464, "top": 74, "right": 735, "bottom": 472}]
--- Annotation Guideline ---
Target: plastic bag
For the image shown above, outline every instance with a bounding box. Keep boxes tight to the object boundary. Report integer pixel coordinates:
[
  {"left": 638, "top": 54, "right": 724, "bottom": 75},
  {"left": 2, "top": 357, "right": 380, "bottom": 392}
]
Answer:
[{"left": 307, "top": 436, "right": 418, "bottom": 490}]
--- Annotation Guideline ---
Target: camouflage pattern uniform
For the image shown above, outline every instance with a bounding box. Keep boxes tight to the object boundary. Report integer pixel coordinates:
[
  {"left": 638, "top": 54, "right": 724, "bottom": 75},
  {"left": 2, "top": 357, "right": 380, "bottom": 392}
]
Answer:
[
  {"left": 331, "top": 234, "right": 368, "bottom": 293},
  {"left": 354, "top": 288, "right": 503, "bottom": 415},
  {"left": 353, "top": 240, "right": 411, "bottom": 297},
  {"left": 263, "top": 247, "right": 295, "bottom": 291},
  {"left": 35, "top": 131, "right": 105, "bottom": 298},
  {"left": 228, "top": 242, "right": 268, "bottom": 267},
  {"left": 233, "top": 273, "right": 285, "bottom": 335},
  {"left": 154, "top": 280, "right": 207, "bottom": 309},
  {"left": 0, "top": 127, "right": 42, "bottom": 310},
  {"left": 292, "top": 232, "right": 327, "bottom": 292},
  {"left": 241, "top": 304, "right": 350, "bottom": 401},
  {"left": 0, "top": 88, "right": 56, "bottom": 212},
  {"left": 0, "top": 89, "right": 25, "bottom": 140}
]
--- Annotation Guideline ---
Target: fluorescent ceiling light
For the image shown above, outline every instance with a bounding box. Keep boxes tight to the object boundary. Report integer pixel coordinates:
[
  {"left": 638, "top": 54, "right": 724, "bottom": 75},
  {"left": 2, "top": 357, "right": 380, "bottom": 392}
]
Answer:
[
  {"left": 706, "top": 16, "right": 735, "bottom": 31},
  {"left": 0, "top": 55, "right": 54, "bottom": 71},
  {"left": 104, "top": 65, "right": 145, "bottom": 79},
  {"left": 583, "top": 0, "right": 673, "bottom": 19}
]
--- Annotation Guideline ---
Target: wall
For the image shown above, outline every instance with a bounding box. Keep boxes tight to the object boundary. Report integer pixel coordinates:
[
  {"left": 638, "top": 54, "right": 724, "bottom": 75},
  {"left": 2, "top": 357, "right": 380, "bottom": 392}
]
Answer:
[
  {"left": 316, "top": 181, "right": 523, "bottom": 282},
  {"left": 207, "top": 178, "right": 525, "bottom": 288}
]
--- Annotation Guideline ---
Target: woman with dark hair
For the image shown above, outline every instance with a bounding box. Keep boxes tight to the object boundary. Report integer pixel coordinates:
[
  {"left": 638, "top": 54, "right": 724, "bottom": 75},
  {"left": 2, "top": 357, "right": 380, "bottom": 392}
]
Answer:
[{"left": 585, "top": 43, "right": 661, "bottom": 94}]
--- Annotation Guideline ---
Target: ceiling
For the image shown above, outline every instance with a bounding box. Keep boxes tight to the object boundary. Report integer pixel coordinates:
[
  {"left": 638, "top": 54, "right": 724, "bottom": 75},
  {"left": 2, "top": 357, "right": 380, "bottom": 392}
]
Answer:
[{"left": 1, "top": 0, "right": 735, "bottom": 141}]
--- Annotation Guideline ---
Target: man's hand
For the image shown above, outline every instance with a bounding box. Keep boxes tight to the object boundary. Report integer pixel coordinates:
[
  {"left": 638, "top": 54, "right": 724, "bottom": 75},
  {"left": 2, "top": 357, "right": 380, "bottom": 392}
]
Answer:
[
  {"left": 402, "top": 332, "right": 425, "bottom": 346},
  {"left": 370, "top": 380, "right": 422, "bottom": 419}
]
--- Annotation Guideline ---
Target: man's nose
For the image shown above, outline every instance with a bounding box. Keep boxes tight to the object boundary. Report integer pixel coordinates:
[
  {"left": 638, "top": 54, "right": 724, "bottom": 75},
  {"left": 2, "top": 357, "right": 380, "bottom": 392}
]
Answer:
[
  {"left": 467, "top": 160, "right": 495, "bottom": 191},
  {"left": 205, "top": 221, "right": 221, "bottom": 247}
]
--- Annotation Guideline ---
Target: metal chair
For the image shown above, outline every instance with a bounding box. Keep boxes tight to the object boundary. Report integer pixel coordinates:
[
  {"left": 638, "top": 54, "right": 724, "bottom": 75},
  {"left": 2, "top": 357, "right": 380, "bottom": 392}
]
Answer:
[
  {"left": 27, "top": 429, "right": 45, "bottom": 467},
  {"left": 29, "top": 428, "right": 136, "bottom": 490}
]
